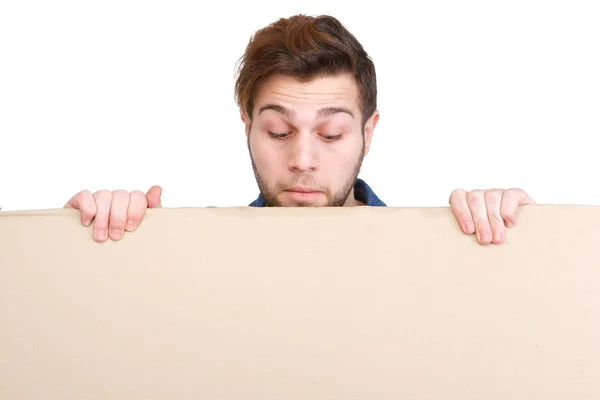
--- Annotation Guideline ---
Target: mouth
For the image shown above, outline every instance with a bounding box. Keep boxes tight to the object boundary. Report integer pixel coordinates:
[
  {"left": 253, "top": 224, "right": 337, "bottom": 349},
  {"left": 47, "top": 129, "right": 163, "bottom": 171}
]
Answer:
[
  {"left": 283, "top": 188, "right": 324, "bottom": 202},
  {"left": 285, "top": 188, "right": 322, "bottom": 194}
]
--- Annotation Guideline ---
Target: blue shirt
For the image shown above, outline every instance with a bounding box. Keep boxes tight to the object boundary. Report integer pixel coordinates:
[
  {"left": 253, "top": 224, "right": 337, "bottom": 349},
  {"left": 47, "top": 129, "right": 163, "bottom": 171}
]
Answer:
[{"left": 248, "top": 178, "right": 386, "bottom": 207}]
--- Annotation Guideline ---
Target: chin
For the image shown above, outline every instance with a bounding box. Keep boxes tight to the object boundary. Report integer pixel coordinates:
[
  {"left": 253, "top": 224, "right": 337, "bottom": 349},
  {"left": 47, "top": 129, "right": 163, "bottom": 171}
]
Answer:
[
  {"left": 273, "top": 198, "right": 325, "bottom": 207},
  {"left": 289, "top": 201, "right": 328, "bottom": 207},
  {"left": 264, "top": 194, "right": 322, "bottom": 208},
  {"left": 278, "top": 191, "right": 330, "bottom": 207}
]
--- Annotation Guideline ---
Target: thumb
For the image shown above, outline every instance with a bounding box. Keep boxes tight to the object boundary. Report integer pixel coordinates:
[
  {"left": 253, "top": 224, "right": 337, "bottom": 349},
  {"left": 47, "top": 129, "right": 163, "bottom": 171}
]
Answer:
[{"left": 146, "top": 185, "right": 163, "bottom": 208}]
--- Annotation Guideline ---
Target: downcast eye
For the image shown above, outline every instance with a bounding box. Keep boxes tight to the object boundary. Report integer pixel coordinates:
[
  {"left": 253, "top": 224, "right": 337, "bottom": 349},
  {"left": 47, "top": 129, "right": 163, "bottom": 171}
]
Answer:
[
  {"left": 321, "top": 134, "right": 343, "bottom": 142},
  {"left": 268, "top": 131, "right": 290, "bottom": 139}
]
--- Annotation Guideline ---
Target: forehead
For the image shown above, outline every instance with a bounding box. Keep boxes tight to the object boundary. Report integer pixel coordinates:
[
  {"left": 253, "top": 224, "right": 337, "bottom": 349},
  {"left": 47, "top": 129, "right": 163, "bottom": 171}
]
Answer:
[{"left": 253, "top": 74, "right": 360, "bottom": 116}]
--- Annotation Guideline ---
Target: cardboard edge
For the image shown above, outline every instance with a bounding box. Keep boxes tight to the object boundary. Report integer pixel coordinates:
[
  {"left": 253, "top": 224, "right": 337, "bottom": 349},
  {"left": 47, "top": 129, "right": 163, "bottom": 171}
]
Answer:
[{"left": 0, "top": 203, "right": 597, "bottom": 220}]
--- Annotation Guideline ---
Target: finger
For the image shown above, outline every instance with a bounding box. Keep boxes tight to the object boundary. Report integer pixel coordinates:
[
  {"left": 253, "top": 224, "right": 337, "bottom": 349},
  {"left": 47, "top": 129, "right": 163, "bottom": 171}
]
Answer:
[
  {"left": 126, "top": 190, "right": 148, "bottom": 232},
  {"left": 109, "top": 190, "right": 130, "bottom": 241},
  {"left": 448, "top": 189, "right": 475, "bottom": 234},
  {"left": 500, "top": 188, "right": 536, "bottom": 227},
  {"left": 92, "top": 190, "right": 112, "bottom": 242},
  {"left": 146, "top": 185, "right": 162, "bottom": 208},
  {"left": 65, "top": 190, "right": 98, "bottom": 227},
  {"left": 484, "top": 189, "right": 506, "bottom": 244},
  {"left": 466, "top": 189, "right": 493, "bottom": 244}
]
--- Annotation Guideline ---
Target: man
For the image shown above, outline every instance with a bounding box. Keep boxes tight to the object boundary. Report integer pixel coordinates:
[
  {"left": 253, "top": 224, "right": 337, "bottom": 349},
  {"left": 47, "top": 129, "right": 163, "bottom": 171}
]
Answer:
[{"left": 65, "top": 14, "right": 535, "bottom": 245}]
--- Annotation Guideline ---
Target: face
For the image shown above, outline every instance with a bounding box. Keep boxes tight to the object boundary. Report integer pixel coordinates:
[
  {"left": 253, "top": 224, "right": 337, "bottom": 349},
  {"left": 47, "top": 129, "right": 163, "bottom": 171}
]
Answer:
[{"left": 244, "top": 73, "right": 379, "bottom": 207}]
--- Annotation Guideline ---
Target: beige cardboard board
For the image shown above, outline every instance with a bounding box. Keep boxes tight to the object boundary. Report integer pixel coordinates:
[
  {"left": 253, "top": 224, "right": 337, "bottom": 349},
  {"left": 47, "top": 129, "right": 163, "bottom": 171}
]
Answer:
[{"left": 1, "top": 204, "right": 600, "bottom": 399}]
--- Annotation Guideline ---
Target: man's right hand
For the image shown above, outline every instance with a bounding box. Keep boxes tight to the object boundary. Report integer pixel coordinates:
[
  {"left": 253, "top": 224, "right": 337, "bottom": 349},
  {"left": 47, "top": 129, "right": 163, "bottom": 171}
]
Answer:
[{"left": 64, "top": 185, "right": 162, "bottom": 242}]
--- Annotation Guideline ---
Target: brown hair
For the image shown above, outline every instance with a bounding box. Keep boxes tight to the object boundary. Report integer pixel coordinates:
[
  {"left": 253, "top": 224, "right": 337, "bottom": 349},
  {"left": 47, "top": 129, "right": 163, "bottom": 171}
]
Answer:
[{"left": 234, "top": 14, "right": 377, "bottom": 127}]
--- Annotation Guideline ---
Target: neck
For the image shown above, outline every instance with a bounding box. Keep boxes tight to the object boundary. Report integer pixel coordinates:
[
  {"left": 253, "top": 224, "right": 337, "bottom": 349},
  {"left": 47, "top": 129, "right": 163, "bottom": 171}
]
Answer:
[{"left": 344, "top": 188, "right": 364, "bottom": 206}]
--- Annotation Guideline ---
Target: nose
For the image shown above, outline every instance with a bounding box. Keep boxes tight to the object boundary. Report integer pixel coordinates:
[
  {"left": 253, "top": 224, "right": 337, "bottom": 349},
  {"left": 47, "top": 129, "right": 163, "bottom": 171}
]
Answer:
[{"left": 287, "top": 132, "right": 318, "bottom": 172}]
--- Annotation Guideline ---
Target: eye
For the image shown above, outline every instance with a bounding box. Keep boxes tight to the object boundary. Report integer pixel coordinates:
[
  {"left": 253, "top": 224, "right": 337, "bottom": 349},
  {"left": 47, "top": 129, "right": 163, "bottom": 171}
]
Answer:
[
  {"left": 321, "top": 134, "right": 343, "bottom": 142},
  {"left": 268, "top": 131, "right": 290, "bottom": 140}
]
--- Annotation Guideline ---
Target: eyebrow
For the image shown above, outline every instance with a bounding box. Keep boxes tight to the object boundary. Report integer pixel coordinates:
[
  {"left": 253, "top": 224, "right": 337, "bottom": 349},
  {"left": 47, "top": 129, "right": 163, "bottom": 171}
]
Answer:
[{"left": 257, "top": 104, "right": 354, "bottom": 120}]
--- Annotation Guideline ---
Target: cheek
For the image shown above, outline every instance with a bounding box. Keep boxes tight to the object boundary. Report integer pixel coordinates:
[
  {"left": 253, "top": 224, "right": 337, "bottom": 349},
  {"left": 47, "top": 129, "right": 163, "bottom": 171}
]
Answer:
[
  {"left": 250, "top": 135, "right": 282, "bottom": 170},
  {"left": 324, "top": 137, "right": 363, "bottom": 165}
]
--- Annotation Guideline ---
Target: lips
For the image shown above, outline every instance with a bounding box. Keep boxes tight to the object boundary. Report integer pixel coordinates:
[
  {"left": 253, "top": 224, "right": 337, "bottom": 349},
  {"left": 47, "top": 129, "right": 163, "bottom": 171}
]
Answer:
[
  {"left": 283, "top": 188, "right": 324, "bottom": 202},
  {"left": 285, "top": 188, "right": 321, "bottom": 193}
]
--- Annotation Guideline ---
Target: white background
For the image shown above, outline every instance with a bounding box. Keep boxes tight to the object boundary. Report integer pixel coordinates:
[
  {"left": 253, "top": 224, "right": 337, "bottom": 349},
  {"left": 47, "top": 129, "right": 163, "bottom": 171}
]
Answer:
[{"left": 1, "top": 0, "right": 598, "bottom": 211}]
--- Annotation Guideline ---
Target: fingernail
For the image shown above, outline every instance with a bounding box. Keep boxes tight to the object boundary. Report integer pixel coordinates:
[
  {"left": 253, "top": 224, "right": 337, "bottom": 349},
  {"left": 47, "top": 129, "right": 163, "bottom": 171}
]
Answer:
[
  {"left": 126, "top": 220, "right": 135, "bottom": 231},
  {"left": 464, "top": 221, "right": 473, "bottom": 233},
  {"left": 494, "top": 231, "right": 504, "bottom": 243},
  {"left": 479, "top": 230, "right": 490, "bottom": 243},
  {"left": 110, "top": 229, "right": 122, "bottom": 240},
  {"left": 95, "top": 229, "right": 106, "bottom": 241},
  {"left": 82, "top": 219, "right": 91, "bottom": 227}
]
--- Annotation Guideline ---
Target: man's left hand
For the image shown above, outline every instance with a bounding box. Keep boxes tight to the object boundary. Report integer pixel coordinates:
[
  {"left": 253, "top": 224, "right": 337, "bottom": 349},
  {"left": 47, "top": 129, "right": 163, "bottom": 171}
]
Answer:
[{"left": 449, "top": 188, "right": 536, "bottom": 244}]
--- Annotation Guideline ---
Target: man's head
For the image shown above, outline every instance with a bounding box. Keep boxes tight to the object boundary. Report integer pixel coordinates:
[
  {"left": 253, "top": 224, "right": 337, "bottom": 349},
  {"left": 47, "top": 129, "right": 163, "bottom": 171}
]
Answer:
[{"left": 234, "top": 14, "right": 379, "bottom": 207}]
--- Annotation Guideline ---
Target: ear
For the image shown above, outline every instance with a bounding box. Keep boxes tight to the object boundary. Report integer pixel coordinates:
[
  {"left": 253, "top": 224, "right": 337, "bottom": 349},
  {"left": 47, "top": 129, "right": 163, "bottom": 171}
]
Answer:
[
  {"left": 363, "top": 110, "right": 379, "bottom": 157},
  {"left": 241, "top": 112, "right": 251, "bottom": 137}
]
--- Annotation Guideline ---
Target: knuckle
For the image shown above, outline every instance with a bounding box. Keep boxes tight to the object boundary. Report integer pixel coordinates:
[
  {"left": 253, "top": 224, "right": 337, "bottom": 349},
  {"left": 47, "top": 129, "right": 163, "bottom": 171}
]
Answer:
[
  {"left": 110, "top": 213, "right": 127, "bottom": 228},
  {"left": 484, "top": 189, "right": 502, "bottom": 203},
  {"left": 489, "top": 214, "right": 504, "bottom": 226},
  {"left": 112, "top": 189, "right": 130, "bottom": 197},
  {"left": 129, "top": 191, "right": 149, "bottom": 211},
  {"left": 75, "top": 191, "right": 97, "bottom": 214},
  {"left": 506, "top": 187, "right": 524, "bottom": 197},
  {"left": 474, "top": 215, "right": 489, "bottom": 227},
  {"left": 130, "top": 189, "right": 145, "bottom": 196},
  {"left": 456, "top": 211, "right": 473, "bottom": 223},
  {"left": 94, "top": 217, "right": 108, "bottom": 228},
  {"left": 94, "top": 189, "right": 111, "bottom": 199},
  {"left": 466, "top": 189, "right": 483, "bottom": 204},
  {"left": 449, "top": 188, "right": 467, "bottom": 202}
]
